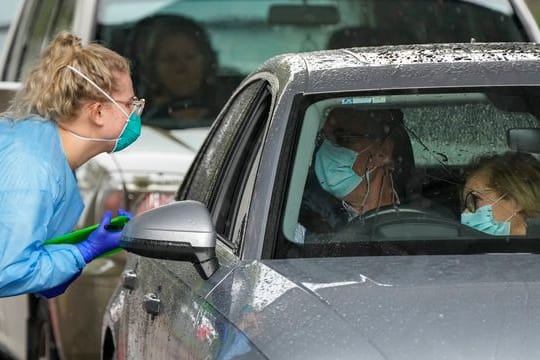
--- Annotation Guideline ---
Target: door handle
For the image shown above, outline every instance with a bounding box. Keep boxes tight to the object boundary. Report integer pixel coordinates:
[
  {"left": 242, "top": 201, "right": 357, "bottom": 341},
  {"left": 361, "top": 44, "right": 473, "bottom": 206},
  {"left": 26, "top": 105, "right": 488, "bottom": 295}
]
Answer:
[
  {"left": 143, "top": 293, "right": 161, "bottom": 315},
  {"left": 122, "top": 270, "right": 137, "bottom": 290}
]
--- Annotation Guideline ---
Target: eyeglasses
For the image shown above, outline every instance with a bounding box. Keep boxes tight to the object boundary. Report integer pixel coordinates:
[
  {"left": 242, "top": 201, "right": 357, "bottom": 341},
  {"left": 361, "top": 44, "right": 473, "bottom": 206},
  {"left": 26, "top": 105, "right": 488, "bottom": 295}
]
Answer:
[
  {"left": 113, "top": 96, "right": 145, "bottom": 117},
  {"left": 334, "top": 129, "right": 392, "bottom": 144},
  {"left": 462, "top": 190, "right": 505, "bottom": 213}
]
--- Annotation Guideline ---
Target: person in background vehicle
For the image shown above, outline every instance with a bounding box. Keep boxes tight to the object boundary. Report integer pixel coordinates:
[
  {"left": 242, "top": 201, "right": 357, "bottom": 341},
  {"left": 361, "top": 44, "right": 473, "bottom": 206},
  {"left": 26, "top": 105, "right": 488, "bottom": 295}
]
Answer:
[
  {"left": 461, "top": 151, "right": 540, "bottom": 236},
  {"left": 0, "top": 32, "right": 142, "bottom": 297},
  {"left": 127, "top": 14, "right": 218, "bottom": 126},
  {"left": 298, "top": 108, "right": 407, "bottom": 236}
]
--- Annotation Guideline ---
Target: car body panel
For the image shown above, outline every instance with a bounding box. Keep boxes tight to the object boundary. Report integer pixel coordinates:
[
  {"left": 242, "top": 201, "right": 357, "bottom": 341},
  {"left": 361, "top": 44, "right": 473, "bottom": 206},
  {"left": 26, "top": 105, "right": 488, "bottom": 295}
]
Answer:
[
  {"left": 104, "top": 245, "right": 260, "bottom": 359},
  {"left": 255, "top": 254, "right": 540, "bottom": 359},
  {"left": 195, "top": 253, "right": 540, "bottom": 359},
  {"left": 266, "top": 43, "right": 540, "bottom": 95}
]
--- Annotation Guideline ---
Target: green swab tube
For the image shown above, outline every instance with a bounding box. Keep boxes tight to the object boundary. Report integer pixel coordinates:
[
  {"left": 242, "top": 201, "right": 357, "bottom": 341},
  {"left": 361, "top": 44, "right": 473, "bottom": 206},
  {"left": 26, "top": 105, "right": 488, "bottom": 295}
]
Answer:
[{"left": 44, "top": 215, "right": 130, "bottom": 257}]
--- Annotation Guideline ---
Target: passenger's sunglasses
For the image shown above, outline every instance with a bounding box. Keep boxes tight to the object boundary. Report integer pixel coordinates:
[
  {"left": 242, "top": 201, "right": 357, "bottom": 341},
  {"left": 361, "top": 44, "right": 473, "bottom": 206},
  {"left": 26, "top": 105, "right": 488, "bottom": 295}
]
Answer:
[{"left": 462, "top": 190, "right": 505, "bottom": 213}]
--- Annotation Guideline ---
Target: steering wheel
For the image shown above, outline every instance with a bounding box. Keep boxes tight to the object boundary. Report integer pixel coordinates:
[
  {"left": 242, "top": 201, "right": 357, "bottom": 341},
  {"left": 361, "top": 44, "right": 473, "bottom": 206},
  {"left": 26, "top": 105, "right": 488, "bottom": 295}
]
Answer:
[
  {"left": 322, "top": 204, "right": 487, "bottom": 255},
  {"left": 352, "top": 204, "right": 481, "bottom": 238},
  {"left": 302, "top": 202, "right": 493, "bottom": 257}
]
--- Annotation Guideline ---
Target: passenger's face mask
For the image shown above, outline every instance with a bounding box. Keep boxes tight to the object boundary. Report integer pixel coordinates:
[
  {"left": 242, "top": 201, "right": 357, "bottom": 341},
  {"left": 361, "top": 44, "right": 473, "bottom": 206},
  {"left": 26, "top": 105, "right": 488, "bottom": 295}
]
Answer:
[
  {"left": 460, "top": 195, "right": 515, "bottom": 236},
  {"left": 66, "top": 65, "right": 144, "bottom": 152},
  {"left": 314, "top": 139, "right": 366, "bottom": 198}
]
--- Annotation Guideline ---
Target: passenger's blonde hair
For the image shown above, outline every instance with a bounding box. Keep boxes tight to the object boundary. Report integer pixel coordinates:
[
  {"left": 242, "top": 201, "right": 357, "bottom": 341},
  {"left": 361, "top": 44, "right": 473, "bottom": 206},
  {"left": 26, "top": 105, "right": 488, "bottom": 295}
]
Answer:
[
  {"left": 4, "top": 31, "right": 130, "bottom": 123},
  {"left": 466, "top": 151, "right": 540, "bottom": 219}
]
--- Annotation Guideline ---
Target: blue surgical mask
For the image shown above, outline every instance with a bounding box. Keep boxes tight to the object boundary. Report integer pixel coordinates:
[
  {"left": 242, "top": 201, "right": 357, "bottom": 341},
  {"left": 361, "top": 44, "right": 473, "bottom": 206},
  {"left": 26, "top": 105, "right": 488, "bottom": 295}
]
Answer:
[
  {"left": 314, "top": 139, "right": 364, "bottom": 198},
  {"left": 461, "top": 204, "right": 513, "bottom": 236},
  {"left": 65, "top": 65, "right": 143, "bottom": 152}
]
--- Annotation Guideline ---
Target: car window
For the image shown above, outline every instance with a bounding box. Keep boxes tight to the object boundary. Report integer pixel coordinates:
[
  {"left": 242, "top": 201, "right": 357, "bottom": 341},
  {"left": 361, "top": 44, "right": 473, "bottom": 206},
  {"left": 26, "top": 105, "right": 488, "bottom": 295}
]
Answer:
[
  {"left": 0, "top": 0, "right": 22, "bottom": 54},
  {"left": 4, "top": 0, "right": 75, "bottom": 81},
  {"left": 224, "top": 91, "right": 271, "bottom": 253},
  {"left": 4, "top": 0, "right": 529, "bottom": 128},
  {"left": 276, "top": 87, "right": 540, "bottom": 259},
  {"left": 209, "top": 83, "right": 271, "bottom": 252},
  {"left": 92, "top": 0, "right": 528, "bottom": 132}
]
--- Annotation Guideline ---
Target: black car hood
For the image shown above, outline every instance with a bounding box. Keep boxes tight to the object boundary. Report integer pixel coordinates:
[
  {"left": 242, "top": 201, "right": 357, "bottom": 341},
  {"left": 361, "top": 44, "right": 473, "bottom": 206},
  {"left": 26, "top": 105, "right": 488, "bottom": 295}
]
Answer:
[{"left": 216, "top": 254, "right": 540, "bottom": 359}]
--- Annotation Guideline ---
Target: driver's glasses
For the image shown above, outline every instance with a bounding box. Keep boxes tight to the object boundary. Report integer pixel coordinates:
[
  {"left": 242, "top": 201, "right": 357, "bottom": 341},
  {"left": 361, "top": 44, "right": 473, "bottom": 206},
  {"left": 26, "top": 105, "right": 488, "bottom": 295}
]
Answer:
[
  {"left": 334, "top": 129, "right": 391, "bottom": 146},
  {"left": 114, "top": 97, "right": 145, "bottom": 117}
]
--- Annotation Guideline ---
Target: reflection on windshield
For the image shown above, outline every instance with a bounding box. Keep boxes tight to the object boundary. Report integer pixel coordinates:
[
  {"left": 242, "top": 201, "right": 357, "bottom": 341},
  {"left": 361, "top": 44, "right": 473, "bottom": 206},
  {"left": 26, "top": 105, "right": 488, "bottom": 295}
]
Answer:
[
  {"left": 463, "top": 0, "right": 514, "bottom": 14},
  {"left": 97, "top": 0, "right": 526, "bottom": 131}
]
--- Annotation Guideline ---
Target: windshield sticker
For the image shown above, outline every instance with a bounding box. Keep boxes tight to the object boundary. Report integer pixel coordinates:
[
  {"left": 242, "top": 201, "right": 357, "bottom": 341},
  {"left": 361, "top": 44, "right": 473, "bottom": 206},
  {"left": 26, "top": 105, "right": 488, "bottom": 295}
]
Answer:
[{"left": 341, "top": 97, "right": 387, "bottom": 105}]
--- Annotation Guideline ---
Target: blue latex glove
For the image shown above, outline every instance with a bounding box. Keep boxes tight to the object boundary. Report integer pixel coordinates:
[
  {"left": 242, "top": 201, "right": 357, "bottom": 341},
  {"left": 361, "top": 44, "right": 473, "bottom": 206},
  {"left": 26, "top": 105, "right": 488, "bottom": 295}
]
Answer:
[
  {"left": 75, "top": 211, "right": 123, "bottom": 263},
  {"left": 37, "top": 271, "right": 82, "bottom": 299},
  {"left": 117, "top": 208, "right": 133, "bottom": 220}
]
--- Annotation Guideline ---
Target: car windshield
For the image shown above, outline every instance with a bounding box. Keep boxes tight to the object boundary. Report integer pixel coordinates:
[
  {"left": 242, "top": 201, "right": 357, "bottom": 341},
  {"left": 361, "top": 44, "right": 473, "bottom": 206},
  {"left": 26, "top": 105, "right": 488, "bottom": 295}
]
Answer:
[
  {"left": 96, "top": 0, "right": 527, "bottom": 131},
  {"left": 278, "top": 86, "right": 540, "bottom": 258}
]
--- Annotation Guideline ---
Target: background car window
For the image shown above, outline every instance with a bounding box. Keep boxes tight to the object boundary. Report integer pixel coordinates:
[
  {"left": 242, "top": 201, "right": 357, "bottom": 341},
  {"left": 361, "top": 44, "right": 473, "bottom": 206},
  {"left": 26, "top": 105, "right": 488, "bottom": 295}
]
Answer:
[
  {"left": 4, "top": 0, "right": 75, "bottom": 81},
  {"left": 278, "top": 87, "right": 540, "bottom": 259},
  {"left": 0, "top": 0, "right": 22, "bottom": 54},
  {"left": 94, "top": 0, "right": 527, "bottom": 132}
]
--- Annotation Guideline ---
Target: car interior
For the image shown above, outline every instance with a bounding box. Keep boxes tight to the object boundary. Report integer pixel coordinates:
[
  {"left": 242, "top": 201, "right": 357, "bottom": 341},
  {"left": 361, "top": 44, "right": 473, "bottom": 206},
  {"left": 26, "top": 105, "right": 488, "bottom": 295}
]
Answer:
[{"left": 277, "top": 87, "right": 540, "bottom": 258}]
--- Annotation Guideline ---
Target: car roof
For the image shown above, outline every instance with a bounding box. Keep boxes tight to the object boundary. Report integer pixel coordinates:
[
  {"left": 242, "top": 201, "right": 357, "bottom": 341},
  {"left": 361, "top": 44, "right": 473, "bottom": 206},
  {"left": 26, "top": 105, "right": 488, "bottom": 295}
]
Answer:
[{"left": 257, "top": 42, "right": 540, "bottom": 93}]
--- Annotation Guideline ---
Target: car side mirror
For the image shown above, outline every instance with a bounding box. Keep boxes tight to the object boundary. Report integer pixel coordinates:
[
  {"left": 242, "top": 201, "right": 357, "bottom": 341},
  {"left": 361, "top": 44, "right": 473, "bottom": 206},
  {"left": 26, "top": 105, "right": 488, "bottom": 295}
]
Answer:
[
  {"left": 120, "top": 200, "right": 219, "bottom": 279},
  {"left": 507, "top": 128, "right": 540, "bottom": 153}
]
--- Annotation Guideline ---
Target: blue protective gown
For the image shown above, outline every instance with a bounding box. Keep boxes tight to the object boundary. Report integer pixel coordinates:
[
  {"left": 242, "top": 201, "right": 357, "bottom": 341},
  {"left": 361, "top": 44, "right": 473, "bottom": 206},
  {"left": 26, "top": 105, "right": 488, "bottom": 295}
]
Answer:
[{"left": 0, "top": 117, "right": 86, "bottom": 297}]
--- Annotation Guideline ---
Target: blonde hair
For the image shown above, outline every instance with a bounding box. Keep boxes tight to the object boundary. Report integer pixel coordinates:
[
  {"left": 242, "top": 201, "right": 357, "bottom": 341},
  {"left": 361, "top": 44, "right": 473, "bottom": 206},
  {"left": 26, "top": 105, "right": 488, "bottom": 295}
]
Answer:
[
  {"left": 466, "top": 151, "right": 540, "bottom": 218},
  {"left": 4, "top": 31, "right": 130, "bottom": 123}
]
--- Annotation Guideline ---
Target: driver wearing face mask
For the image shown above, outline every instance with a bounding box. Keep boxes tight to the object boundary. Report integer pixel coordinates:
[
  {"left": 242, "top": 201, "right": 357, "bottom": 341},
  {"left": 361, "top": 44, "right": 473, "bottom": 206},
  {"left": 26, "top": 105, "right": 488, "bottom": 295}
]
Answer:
[
  {"left": 295, "top": 108, "right": 404, "bottom": 242},
  {"left": 314, "top": 108, "right": 400, "bottom": 221}
]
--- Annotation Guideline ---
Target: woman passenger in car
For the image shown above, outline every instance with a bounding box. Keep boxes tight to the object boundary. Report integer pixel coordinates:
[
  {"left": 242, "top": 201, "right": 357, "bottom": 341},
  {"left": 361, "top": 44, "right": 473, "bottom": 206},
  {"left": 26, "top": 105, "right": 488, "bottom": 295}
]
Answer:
[
  {"left": 461, "top": 151, "right": 540, "bottom": 236},
  {"left": 127, "top": 14, "right": 218, "bottom": 126},
  {"left": 0, "top": 32, "right": 139, "bottom": 297}
]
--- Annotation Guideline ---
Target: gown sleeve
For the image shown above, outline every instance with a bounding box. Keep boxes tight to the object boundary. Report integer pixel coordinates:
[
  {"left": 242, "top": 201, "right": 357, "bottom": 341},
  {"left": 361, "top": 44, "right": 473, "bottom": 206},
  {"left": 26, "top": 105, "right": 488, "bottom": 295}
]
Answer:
[{"left": 0, "top": 158, "right": 86, "bottom": 297}]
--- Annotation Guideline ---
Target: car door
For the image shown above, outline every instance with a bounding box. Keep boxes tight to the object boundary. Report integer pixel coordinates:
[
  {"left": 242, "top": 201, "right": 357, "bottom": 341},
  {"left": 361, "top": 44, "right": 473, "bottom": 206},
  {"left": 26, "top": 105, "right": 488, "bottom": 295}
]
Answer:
[{"left": 116, "top": 79, "right": 274, "bottom": 359}]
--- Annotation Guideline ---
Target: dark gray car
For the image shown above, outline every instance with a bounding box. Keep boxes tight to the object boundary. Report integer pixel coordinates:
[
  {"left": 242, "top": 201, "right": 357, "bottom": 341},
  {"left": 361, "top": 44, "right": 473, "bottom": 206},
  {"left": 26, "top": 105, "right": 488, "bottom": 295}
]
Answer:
[{"left": 103, "top": 42, "right": 540, "bottom": 359}]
